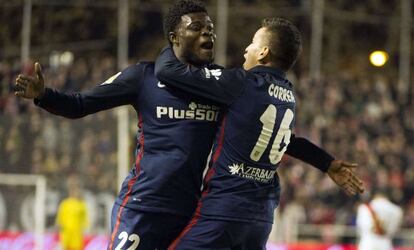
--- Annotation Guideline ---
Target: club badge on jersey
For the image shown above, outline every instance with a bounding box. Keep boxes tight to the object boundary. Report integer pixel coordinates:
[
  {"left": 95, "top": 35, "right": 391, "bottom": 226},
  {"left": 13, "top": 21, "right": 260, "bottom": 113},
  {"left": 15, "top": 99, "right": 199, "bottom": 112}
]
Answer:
[
  {"left": 203, "top": 68, "right": 222, "bottom": 80},
  {"left": 102, "top": 72, "right": 122, "bottom": 85}
]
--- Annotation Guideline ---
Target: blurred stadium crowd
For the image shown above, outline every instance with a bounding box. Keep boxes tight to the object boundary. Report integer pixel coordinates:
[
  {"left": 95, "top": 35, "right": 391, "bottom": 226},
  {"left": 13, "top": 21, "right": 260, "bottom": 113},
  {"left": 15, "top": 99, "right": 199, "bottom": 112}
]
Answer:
[
  {"left": 1, "top": 0, "right": 414, "bottom": 238},
  {"left": 2, "top": 55, "right": 414, "bottom": 231},
  {"left": 0, "top": 57, "right": 119, "bottom": 194}
]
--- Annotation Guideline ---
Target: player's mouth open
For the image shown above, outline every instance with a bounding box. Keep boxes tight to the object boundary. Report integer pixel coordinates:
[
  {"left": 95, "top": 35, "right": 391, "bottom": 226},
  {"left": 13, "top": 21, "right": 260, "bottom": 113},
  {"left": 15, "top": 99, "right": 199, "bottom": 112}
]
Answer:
[{"left": 200, "top": 41, "right": 214, "bottom": 50}]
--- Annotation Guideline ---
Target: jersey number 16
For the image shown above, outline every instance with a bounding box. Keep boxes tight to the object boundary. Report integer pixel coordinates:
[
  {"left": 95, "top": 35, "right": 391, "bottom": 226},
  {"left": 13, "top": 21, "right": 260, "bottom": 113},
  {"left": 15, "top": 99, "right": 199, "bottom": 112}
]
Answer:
[{"left": 250, "top": 104, "right": 294, "bottom": 164}]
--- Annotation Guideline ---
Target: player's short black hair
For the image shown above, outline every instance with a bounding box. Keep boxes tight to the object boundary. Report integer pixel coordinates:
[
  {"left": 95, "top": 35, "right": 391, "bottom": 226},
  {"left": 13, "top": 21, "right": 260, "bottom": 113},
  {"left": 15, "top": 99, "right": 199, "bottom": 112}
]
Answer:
[
  {"left": 163, "top": 0, "right": 208, "bottom": 39},
  {"left": 262, "top": 17, "right": 302, "bottom": 71}
]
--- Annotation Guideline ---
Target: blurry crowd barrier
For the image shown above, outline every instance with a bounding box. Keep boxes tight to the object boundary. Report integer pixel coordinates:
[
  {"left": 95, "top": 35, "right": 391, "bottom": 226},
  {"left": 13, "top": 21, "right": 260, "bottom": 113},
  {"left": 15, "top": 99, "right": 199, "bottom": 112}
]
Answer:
[{"left": 1, "top": 232, "right": 414, "bottom": 250}]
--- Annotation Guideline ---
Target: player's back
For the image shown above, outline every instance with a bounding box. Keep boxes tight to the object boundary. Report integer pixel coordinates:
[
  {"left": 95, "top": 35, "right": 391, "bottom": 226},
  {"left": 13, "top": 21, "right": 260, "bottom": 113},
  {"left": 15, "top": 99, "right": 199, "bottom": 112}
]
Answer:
[
  {"left": 370, "top": 197, "right": 403, "bottom": 236},
  {"left": 200, "top": 66, "right": 296, "bottom": 223},
  {"left": 357, "top": 197, "right": 403, "bottom": 250}
]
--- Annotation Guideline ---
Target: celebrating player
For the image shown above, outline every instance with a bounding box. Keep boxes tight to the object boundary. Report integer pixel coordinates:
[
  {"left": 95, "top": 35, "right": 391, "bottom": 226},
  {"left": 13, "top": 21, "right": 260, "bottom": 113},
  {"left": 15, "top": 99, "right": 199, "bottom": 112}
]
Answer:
[
  {"left": 155, "top": 17, "right": 364, "bottom": 249},
  {"left": 15, "top": 1, "right": 363, "bottom": 249}
]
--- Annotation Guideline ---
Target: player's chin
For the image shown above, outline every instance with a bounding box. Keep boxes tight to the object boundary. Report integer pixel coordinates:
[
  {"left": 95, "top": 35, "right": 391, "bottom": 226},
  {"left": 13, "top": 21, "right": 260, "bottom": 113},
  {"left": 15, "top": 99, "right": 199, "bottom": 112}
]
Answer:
[
  {"left": 243, "top": 61, "right": 252, "bottom": 70},
  {"left": 198, "top": 49, "right": 214, "bottom": 63}
]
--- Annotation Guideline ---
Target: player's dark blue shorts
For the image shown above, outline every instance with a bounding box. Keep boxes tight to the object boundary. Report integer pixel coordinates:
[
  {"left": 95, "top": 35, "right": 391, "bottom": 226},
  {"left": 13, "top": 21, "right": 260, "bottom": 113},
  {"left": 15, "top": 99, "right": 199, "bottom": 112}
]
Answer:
[
  {"left": 168, "top": 215, "right": 272, "bottom": 250},
  {"left": 108, "top": 203, "right": 190, "bottom": 250}
]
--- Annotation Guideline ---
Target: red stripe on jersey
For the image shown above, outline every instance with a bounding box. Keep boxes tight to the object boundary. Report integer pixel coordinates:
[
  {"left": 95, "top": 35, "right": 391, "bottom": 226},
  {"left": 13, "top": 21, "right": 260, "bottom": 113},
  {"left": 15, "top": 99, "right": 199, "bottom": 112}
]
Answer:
[
  {"left": 136, "top": 113, "right": 144, "bottom": 168},
  {"left": 169, "top": 116, "right": 224, "bottom": 249},
  {"left": 168, "top": 200, "right": 202, "bottom": 250},
  {"left": 108, "top": 176, "right": 138, "bottom": 249},
  {"left": 212, "top": 115, "right": 227, "bottom": 163},
  {"left": 168, "top": 168, "right": 216, "bottom": 250},
  {"left": 108, "top": 114, "right": 144, "bottom": 249},
  {"left": 202, "top": 167, "right": 216, "bottom": 194},
  {"left": 365, "top": 203, "right": 386, "bottom": 235}
]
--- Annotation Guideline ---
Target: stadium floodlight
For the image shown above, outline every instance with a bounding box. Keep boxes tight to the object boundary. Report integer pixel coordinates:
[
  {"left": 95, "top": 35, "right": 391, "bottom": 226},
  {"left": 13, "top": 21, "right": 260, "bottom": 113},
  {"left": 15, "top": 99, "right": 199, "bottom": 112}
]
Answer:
[
  {"left": 60, "top": 51, "right": 74, "bottom": 66},
  {"left": 0, "top": 174, "right": 46, "bottom": 250},
  {"left": 369, "top": 50, "right": 389, "bottom": 67}
]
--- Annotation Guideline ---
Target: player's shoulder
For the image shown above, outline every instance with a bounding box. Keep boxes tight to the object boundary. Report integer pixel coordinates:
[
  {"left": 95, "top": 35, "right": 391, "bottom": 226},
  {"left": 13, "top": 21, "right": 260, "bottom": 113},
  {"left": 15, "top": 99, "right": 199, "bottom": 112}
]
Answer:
[
  {"left": 357, "top": 203, "right": 369, "bottom": 213},
  {"left": 124, "top": 61, "right": 155, "bottom": 73},
  {"left": 116, "top": 61, "right": 155, "bottom": 80},
  {"left": 203, "top": 65, "right": 247, "bottom": 86},
  {"left": 357, "top": 203, "right": 365, "bottom": 209},
  {"left": 390, "top": 201, "right": 403, "bottom": 215},
  {"left": 207, "top": 63, "right": 224, "bottom": 70},
  {"left": 137, "top": 61, "right": 155, "bottom": 68}
]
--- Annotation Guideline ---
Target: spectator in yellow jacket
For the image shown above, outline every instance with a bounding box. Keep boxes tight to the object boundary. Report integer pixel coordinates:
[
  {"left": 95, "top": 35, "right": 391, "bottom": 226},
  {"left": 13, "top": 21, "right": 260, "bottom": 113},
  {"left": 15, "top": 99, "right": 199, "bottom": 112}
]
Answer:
[{"left": 56, "top": 175, "right": 88, "bottom": 250}]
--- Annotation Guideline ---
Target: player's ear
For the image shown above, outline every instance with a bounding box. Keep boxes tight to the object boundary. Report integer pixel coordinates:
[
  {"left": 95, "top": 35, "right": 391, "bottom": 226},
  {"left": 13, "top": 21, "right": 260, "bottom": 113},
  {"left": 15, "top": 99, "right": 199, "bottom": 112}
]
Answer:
[
  {"left": 258, "top": 46, "right": 270, "bottom": 62},
  {"left": 169, "top": 32, "right": 179, "bottom": 45}
]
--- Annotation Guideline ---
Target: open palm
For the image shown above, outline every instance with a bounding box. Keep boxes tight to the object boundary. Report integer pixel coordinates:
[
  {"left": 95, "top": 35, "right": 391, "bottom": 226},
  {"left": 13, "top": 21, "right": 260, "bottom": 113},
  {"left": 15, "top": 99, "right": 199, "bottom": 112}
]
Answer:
[{"left": 327, "top": 160, "right": 365, "bottom": 196}]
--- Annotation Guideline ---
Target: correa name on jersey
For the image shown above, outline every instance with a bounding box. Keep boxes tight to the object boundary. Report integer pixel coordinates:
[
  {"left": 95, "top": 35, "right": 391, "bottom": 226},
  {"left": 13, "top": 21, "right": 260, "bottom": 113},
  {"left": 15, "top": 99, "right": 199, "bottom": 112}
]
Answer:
[
  {"left": 268, "top": 83, "right": 295, "bottom": 103},
  {"left": 156, "top": 101, "right": 220, "bottom": 121},
  {"left": 228, "top": 163, "right": 276, "bottom": 183}
]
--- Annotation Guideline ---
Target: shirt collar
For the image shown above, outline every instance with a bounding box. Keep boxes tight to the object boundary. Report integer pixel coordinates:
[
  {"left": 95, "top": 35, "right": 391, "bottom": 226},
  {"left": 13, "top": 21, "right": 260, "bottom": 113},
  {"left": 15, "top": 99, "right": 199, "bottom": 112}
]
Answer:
[{"left": 248, "top": 65, "right": 286, "bottom": 78}]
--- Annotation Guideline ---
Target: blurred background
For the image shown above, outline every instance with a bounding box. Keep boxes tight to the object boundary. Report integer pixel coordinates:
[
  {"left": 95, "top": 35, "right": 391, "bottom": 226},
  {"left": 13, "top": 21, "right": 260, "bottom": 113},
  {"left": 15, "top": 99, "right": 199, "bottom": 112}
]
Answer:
[{"left": 1, "top": 0, "right": 414, "bottom": 249}]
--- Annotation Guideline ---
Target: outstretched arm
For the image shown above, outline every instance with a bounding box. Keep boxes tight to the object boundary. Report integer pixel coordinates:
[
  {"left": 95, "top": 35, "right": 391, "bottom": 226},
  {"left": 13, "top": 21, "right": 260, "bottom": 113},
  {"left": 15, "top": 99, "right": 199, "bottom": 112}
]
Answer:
[
  {"left": 15, "top": 62, "right": 140, "bottom": 118},
  {"left": 286, "top": 135, "right": 364, "bottom": 195}
]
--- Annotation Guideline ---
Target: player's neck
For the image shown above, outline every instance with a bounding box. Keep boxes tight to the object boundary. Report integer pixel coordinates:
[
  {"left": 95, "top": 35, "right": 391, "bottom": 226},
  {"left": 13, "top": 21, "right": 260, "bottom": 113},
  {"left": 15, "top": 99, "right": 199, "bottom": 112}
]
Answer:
[
  {"left": 258, "top": 58, "right": 278, "bottom": 70},
  {"left": 172, "top": 46, "right": 206, "bottom": 67}
]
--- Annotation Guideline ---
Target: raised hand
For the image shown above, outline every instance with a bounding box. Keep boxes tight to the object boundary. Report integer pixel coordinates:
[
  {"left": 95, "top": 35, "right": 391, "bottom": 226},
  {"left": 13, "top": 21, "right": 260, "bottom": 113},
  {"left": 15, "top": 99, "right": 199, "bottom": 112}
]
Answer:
[
  {"left": 327, "top": 160, "right": 364, "bottom": 196},
  {"left": 15, "top": 62, "right": 45, "bottom": 99}
]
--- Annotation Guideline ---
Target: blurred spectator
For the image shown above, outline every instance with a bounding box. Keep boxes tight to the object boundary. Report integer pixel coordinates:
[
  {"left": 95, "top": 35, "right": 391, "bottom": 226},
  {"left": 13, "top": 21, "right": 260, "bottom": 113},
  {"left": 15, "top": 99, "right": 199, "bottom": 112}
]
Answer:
[
  {"left": 56, "top": 174, "right": 89, "bottom": 250},
  {"left": 356, "top": 191, "right": 403, "bottom": 250}
]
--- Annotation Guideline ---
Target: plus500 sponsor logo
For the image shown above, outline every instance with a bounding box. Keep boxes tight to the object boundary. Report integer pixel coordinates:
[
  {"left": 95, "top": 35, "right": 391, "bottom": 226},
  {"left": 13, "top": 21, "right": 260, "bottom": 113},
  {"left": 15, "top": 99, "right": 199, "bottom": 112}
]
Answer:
[{"left": 156, "top": 102, "right": 219, "bottom": 121}]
